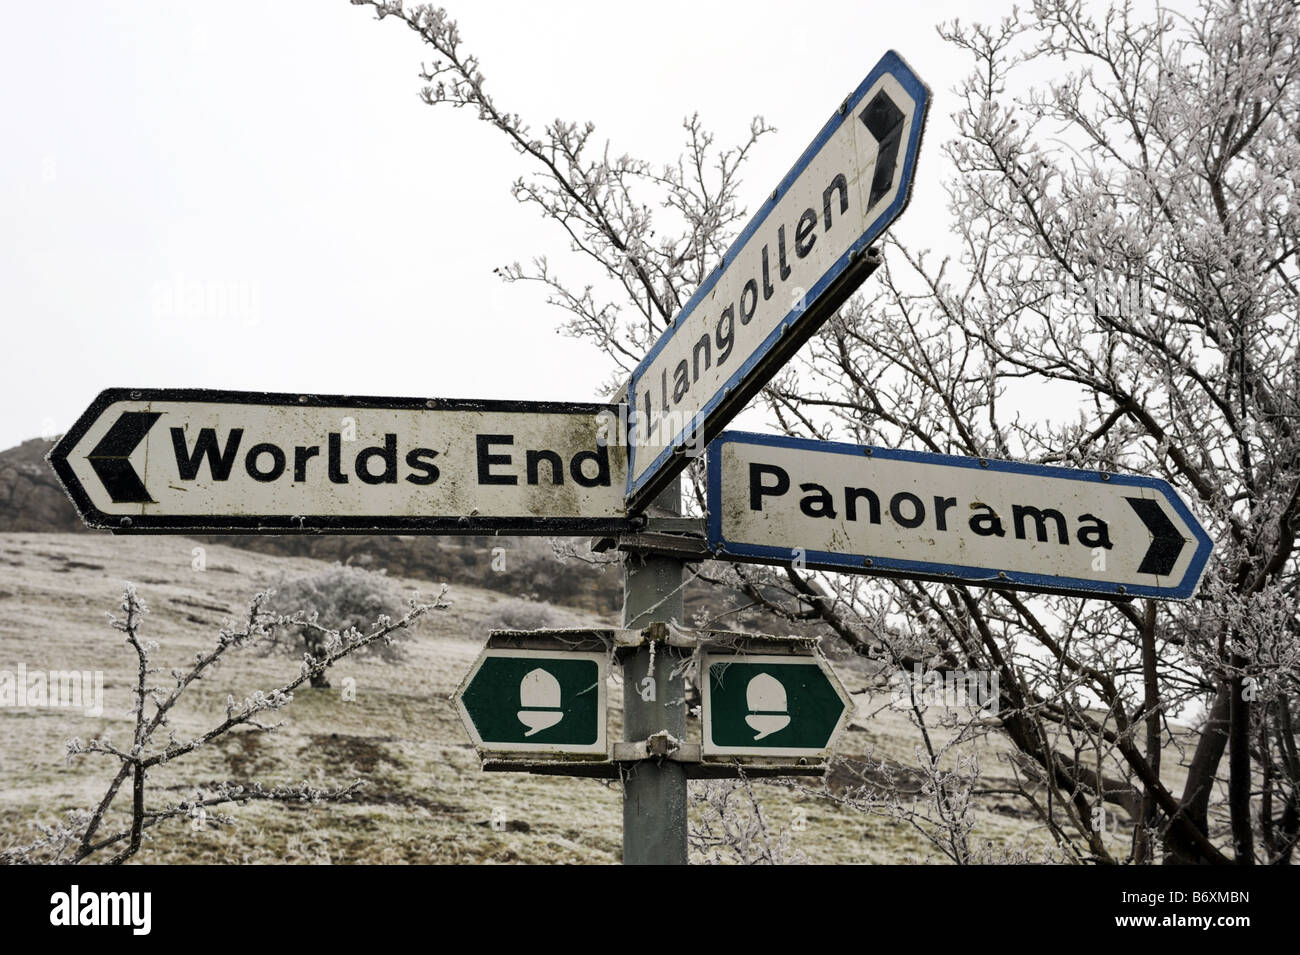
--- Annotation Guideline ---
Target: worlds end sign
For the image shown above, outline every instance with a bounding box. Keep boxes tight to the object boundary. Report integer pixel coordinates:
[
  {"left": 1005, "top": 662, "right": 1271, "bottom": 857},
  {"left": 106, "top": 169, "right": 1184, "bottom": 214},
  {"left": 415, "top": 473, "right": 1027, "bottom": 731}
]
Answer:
[{"left": 50, "top": 388, "right": 632, "bottom": 535}]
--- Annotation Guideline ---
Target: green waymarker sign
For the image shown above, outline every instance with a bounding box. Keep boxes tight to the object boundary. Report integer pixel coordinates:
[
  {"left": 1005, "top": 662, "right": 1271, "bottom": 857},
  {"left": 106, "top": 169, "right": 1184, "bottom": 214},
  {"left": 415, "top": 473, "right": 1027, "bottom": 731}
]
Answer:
[
  {"left": 456, "top": 649, "right": 608, "bottom": 756},
  {"left": 701, "top": 652, "right": 853, "bottom": 759}
]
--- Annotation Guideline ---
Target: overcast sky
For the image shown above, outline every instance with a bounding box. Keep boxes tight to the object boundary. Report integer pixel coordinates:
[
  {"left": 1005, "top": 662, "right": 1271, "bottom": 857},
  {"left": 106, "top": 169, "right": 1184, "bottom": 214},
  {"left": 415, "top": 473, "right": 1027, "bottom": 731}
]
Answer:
[{"left": 2, "top": 0, "right": 1125, "bottom": 450}]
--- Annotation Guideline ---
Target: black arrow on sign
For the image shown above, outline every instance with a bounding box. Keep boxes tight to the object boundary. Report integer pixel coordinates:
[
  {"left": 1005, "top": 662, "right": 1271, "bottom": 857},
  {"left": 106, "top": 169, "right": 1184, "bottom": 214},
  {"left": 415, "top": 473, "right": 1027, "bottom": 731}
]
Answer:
[
  {"left": 87, "top": 411, "right": 162, "bottom": 504},
  {"left": 1125, "top": 497, "right": 1186, "bottom": 577},
  {"left": 859, "top": 90, "right": 904, "bottom": 208}
]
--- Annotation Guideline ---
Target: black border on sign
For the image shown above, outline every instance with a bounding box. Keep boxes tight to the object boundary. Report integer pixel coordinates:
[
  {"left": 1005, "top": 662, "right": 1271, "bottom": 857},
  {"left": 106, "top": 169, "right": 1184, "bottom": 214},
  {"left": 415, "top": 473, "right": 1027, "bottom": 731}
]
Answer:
[{"left": 47, "top": 388, "right": 636, "bottom": 536}]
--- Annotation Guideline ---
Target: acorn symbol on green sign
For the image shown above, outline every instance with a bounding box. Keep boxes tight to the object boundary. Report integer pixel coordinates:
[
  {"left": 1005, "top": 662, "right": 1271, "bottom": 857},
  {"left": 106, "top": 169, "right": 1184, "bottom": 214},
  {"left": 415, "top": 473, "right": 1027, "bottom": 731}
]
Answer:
[
  {"left": 744, "top": 672, "right": 791, "bottom": 740},
  {"left": 517, "top": 668, "right": 563, "bottom": 736}
]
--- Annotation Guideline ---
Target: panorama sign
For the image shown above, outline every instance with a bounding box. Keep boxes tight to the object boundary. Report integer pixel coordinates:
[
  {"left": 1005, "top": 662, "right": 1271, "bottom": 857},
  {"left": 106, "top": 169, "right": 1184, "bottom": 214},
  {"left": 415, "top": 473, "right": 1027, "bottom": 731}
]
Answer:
[{"left": 706, "top": 432, "right": 1214, "bottom": 600}]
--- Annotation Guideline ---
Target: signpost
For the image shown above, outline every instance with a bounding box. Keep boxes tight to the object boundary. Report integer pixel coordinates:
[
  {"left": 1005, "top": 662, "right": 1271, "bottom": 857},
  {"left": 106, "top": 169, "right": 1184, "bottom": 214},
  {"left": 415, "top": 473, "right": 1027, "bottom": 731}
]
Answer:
[
  {"left": 701, "top": 650, "right": 853, "bottom": 761},
  {"left": 455, "top": 639, "right": 609, "bottom": 758},
  {"left": 44, "top": 43, "right": 1218, "bottom": 866},
  {"left": 706, "top": 431, "right": 1214, "bottom": 600},
  {"left": 624, "top": 51, "right": 930, "bottom": 511},
  {"left": 49, "top": 388, "right": 631, "bottom": 535}
]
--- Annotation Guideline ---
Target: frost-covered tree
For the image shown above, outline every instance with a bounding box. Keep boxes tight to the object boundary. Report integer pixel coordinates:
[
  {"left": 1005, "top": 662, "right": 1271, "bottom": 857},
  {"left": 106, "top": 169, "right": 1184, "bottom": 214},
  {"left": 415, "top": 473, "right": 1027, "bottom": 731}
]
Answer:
[
  {"left": 262, "top": 564, "right": 414, "bottom": 689},
  {"left": 354, "top": 0, "right": 1299, "bottom": 864},
  {"left": 809, "top": 0, "right": 1299, "bottom": 865}
]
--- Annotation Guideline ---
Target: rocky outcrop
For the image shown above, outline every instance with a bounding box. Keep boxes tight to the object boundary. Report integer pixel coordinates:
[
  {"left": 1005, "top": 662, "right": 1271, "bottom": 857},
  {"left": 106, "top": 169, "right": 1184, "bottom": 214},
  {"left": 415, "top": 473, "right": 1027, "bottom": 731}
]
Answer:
[{"left": 0, "top": 438, "right": 83, "bottom": 532}]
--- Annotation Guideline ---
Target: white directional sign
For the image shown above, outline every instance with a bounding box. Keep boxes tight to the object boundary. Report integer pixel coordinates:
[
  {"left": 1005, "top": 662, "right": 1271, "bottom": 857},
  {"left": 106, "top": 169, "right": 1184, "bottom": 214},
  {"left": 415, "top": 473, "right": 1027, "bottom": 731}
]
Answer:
[
  {"left": 49, "top": 388, "right": 631, "bottom": 534},
  {"left": 625, "top": 51, "right": 930, "bottom": 511},
  {"left": 708, "top": 432, "right": 1214, "bottom": 600}
]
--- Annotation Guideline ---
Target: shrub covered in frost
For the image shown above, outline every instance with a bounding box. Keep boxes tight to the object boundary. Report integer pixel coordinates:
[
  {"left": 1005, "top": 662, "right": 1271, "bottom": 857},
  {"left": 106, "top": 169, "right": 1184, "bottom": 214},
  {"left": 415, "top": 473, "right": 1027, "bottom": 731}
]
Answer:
[
  {"left": 488, "top": 598, "right": 558, "bottom": 632},
  {"left": 264, "top": 564, "right": 413, "bottom": 687}
]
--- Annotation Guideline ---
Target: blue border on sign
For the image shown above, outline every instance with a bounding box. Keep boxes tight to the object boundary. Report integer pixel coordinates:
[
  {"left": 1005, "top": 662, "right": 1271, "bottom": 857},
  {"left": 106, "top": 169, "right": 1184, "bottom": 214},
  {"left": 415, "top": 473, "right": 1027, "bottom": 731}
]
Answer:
[
  {"left": 705, "top": 431, "right": 1215, "bottom": 600},
  {"left": 626, "top": 51, "right": 930, "bottom": 502}
]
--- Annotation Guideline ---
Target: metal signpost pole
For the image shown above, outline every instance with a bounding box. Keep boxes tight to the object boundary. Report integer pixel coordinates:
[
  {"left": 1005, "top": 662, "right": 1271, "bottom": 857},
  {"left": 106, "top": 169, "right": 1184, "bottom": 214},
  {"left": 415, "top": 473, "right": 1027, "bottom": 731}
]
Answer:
[{"left": 620, "top": 478, "right": 688, "bottom": 865}]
